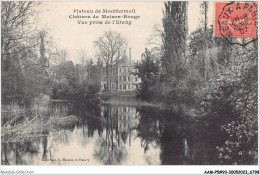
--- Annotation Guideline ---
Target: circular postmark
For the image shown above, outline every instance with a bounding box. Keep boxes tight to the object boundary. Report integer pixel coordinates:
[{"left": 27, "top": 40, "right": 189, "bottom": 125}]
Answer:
[{"left": 215, "top": 2, "right": 258, "bottom": 46}]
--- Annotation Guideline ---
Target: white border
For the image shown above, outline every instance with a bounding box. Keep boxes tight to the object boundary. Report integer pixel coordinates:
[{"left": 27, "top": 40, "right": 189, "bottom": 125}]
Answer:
[
  {"left": 0, "top": 0, "right": 259, "bottom": 174},
  {"left": 1, "top": 165, "right": 259, "bottom": 174}
]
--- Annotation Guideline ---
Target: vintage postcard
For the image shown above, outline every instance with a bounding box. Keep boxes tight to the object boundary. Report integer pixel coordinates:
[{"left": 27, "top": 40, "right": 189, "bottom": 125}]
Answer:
[{"left": 1, "top": 0, "right": 259, "bottom": 174}]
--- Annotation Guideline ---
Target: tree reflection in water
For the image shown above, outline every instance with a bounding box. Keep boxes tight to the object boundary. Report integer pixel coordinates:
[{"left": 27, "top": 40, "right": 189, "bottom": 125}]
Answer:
[
  {"left": 94, "top": 136, "right": 127, "bottom": 165},
  {"left": 2, "top": 143, "right": 9, "bottom": 165},
  {"left": 136, "top": 106, "right": 221, "bottom": 165},
  {"left": 1, "top": 139, "right": 41, "bottom": 165},
  {"left": 42, "top": 135, "right": 48, "bottom": 161},
  {"left": 136, "top": 107, "right": 163, "bottom": 153}
]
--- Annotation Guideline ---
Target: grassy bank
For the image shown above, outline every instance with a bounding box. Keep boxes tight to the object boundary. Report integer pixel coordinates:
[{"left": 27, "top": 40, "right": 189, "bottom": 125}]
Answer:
[{"left": 1, "top": 104, "right": 80, "bottom": 143}]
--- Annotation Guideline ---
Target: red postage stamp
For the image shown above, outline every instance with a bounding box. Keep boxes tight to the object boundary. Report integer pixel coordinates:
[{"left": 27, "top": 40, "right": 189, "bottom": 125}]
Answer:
[{"left": 215, "top": 2, "right": 257, "bottom": 38}]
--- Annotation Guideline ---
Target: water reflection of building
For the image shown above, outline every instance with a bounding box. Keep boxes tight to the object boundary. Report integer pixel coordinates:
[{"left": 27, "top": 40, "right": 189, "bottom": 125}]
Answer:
[
  {"left": 93, "top": 105, "right": 140, "bottom": 164},
  {"left": 117, "top": 106, "right": 139, "bottom": 138},
  {"left": 100, "top": 105, "right": 139, "bottom": 145}
]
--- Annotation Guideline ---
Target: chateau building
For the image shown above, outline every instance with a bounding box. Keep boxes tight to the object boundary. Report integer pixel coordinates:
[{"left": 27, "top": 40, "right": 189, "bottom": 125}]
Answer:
[{"left": 100, "top": 48, "right": 141, "bottom": 93}]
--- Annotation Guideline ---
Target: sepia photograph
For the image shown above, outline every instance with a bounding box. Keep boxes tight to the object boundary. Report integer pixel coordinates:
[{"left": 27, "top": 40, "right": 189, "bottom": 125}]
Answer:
[{"left": 0, "top": 0, "right": 258, "bottom": 173}]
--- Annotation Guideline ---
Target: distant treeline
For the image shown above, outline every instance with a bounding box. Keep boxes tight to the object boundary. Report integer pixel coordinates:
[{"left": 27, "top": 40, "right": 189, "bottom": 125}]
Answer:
[{"left": 51, "top": 59, "right": 102, "bottom": 100}]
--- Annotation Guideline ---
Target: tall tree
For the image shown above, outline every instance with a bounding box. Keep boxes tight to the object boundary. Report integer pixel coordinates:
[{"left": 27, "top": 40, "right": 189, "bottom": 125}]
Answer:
[
  {"left": 162, "top": 1, "right": 188, "bottom": 80},
  {"left": 1, "top": 2, "right": 41, "bottom": 60},
  {"left": 136, "top": 49, "right": 161, "bottom": 101},
  {"left": 1, "top": 2, "right": 44, "bottom": 104},
  {"left": 201, "top": 1, "right": 209, "bottom": 81},
  {"left": 94, "top": 31, "right": 127, "bottom": 92}
]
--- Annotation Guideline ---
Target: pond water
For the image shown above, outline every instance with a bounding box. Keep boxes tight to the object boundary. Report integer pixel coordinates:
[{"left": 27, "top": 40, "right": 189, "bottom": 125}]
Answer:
[{"left": 0, "top": 98, "right": 253, "bottom": 165}]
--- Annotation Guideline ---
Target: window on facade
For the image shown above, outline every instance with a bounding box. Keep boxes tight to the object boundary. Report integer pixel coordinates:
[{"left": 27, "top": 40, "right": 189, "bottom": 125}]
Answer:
[
  {"left": 123, "top": 84, "right": 126, "bottom": 90},
  {"left": 120, "top": 85, "right": 121, "bottom": 89},
  {"left": 123, "top": 76, "right": 126, "bottom": 81},
  {"left": 128, "top": 84, "right": 130, "bottom": 89},
  {"left": 112, "top": 84, "right": 113, "bottom": 89},
  {"left": 128, "top": 77, "right": 130, "bottom": 81},
  {"left": 124, "top": 68, "right": 126, "bottom": 73},
  {"left": 119, "top": 76, "right": 122, "bottom": 81},
  {"left": 135, "top": 77, "right": 138, "bottom": 81},
  {"left": 119, "top": 68, "right": 121, "bottom": 73},
  {"left": 135, "top": 70, "right": 138, "bottom": 73}
]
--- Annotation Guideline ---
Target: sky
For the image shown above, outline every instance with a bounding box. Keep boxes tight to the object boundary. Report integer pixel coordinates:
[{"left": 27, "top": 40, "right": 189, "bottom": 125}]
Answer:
[{"left": 38, "top": 1, "right": 214, "bottom": 64}]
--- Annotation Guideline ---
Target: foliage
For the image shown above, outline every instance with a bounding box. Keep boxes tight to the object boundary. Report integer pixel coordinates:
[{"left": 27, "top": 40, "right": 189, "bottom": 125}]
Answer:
[
  {"left": 201, "top": 43, "right": 258, "bottom": 164},
  {"left": 1, "top": 2, "right": 52, "bottom": 105},
  {"left": 135, "top": 49, "right": 161, "bottom": 101},
  {"left": 2, "top": 56, "right": 26, "bottom": 104},
  {"left": 51, "top": 59, "right": 101, "bottom": 100},
  {"left": 162, "top": 1, "right": 188, "bottom": 77},
  {"left": 137, "top": 1, "right": 197, "bottom": 108},
  {"left": 1, "top": 2, "right": 102, "bottom": 104}
]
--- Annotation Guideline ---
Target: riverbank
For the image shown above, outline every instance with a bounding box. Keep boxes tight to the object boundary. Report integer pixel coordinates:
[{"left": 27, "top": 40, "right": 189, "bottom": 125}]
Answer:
[
  {"left": 1, "top": 110, "right": 80, "bottom": 143},
  {"left": 98, "top": 93, "right": 204, "bottom": 119},
  {"left": 98, "top": 92, "right": 165, "bottom": 108}
]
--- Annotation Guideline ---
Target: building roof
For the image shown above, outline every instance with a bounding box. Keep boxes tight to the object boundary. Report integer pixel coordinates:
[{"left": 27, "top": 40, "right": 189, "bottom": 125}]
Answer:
[{"left": 118, "top": 52, "right": 135, "bottom": 67}]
